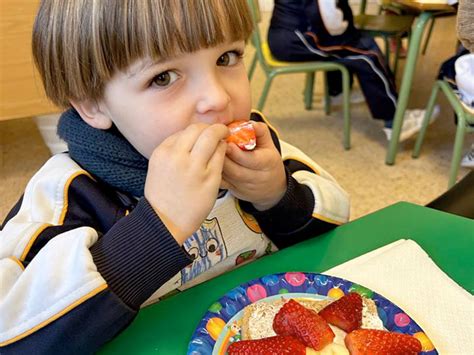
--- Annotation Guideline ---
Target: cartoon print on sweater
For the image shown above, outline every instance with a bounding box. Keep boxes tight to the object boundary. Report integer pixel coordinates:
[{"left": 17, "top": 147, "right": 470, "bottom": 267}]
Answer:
[{"left": 181, "top": 218, "right": 227, "bottom": 284}]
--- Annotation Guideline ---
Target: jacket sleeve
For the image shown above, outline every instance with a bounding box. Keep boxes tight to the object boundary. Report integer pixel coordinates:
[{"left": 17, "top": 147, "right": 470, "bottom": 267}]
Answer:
[
  {"left": 242, "top": 112, "right": 350, "bottom": 249},
  {"left": 0, "top": 154, "right": 191, "bottom": 354},
  {"left": 316, "top": 0, "right": 349, "bottom": 36}
]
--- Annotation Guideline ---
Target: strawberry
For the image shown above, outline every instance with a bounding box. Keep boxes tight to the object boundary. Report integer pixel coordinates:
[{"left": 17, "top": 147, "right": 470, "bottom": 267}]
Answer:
[
  {"left": 345, "top": 329, "right": 422, "bottom": 355},
  {"left": 273, "top": 299, "right": 335, "bottom": 350},
  {"left": 227, "top": 120, "right": 256, "bottom": 151},
  {"left": 319, "top": 292, "right": 363, "bottom": 333},
  {"left": 227, "top": 335, "right": 306, "bottom": 354}
]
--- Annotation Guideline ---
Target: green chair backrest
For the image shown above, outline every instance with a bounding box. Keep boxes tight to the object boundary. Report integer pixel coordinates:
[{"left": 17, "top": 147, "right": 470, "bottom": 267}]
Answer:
[{"left": 246, "top": 0, "right": 271, "bottom": 73}]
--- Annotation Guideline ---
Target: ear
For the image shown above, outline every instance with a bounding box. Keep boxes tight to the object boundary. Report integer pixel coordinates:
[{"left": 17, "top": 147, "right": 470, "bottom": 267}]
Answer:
[{"left": 70, "top": 99, "right": 113, "bottom": 130}]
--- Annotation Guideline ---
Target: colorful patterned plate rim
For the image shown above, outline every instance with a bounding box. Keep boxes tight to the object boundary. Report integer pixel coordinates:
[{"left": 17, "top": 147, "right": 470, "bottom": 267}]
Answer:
[{"left": 187, "top": 272, "right": 437, "bottom": 354}]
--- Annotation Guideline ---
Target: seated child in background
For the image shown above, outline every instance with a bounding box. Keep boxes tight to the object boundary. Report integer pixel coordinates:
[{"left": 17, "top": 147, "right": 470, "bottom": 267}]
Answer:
[
  {"left": 0, "top": 0, "right": 349, "bottom": 353},
  {"left": 268, "top": 0, "right": 439, "bottom": 142},
  {"left": 457, "top": 0, "right": 474, "bottom": 167},
  {"left": 438, "top": 45, "right": 474, "bottom": 168}
]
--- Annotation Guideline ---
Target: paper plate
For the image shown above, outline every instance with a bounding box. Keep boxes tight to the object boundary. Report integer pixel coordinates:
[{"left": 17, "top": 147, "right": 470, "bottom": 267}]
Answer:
[{"left": 188, "top": 272, "right": 437, "bottom": 354}]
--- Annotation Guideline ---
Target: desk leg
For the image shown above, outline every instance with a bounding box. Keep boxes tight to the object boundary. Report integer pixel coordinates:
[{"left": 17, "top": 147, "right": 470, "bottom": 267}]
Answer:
[{"left": 385, "top": 12, "right": 433, "bottom": 165}]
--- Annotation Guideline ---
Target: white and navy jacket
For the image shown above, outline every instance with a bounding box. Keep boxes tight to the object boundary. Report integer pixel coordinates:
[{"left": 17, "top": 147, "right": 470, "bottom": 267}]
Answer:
[
  {"left": 0, "top": 112, "right": 350, "bottom": 353},
  {"left": 269, "top": 0, "right": 357, "bottom": 48}
]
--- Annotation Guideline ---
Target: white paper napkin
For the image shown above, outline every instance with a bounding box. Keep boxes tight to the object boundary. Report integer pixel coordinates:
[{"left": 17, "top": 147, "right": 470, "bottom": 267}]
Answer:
[{"left": 324, "top": 239, "right": 474, "bottom": 354}]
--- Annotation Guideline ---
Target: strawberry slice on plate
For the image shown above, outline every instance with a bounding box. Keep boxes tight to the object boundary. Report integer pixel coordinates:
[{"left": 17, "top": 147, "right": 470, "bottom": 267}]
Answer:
[
  {"left": 227, "top": 120, "right": 256, "bottom": 151},
  {"left": 273, "top": 299, "right": 335, "bottom": 350},
  {"left": 227, "top": 335, "right": 306, "bottom": 354},
  {"left": 345, "top": 329, "right": 422, "bottom": 355},
  {"left": 319, "top": 291, "right": 363, "bottom": 333}
]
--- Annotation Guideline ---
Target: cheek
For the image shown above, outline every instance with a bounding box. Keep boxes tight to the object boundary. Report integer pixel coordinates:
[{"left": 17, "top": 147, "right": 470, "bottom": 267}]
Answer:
[
  {"left": 111, "top": 108, "right": 177, "bottom": 159},
  {"left": 137, "top": 105, "right": 196, "bottom": 157},
  {"left": 230, "top": 75, "right": 252, "bottom": 118}
]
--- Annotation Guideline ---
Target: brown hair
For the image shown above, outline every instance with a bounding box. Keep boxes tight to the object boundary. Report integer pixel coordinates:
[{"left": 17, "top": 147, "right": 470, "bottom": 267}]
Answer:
[{"left": 32, "top": 0, "right": 253, "bottom": 108}]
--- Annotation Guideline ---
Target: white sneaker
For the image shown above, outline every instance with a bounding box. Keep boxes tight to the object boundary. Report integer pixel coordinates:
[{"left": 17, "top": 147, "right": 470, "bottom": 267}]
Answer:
[
  {"left": 383, "top": 105, "right": 440, "bottom": 142},
  {"left": 461, "top": 146, "right": 474, "bottom": 169},
  {"left": 331, "top": 90, "right": 365, "bottom": 105}
]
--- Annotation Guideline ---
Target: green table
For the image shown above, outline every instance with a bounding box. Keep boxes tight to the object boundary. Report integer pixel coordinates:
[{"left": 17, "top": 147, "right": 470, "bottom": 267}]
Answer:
[
  {"left": 386, "top": 1, "right": 456, "bottom": 165},
  {"left": 100, "top": 202, "right": 473, "bottom": 354}
]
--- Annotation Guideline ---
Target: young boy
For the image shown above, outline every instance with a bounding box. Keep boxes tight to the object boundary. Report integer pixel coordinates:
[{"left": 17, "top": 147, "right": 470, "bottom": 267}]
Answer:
[{"left": 0, "top": 0, "right": 349, "bottom": 353}]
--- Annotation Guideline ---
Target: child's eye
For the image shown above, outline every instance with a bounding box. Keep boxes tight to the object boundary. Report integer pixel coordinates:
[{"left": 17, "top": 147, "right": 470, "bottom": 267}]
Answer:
[
  {"left": 217, "top": 50, "right": 242, "bottom": 66},
  {"left": 151, "top": 70, "right": 178, "bottom": 87}
]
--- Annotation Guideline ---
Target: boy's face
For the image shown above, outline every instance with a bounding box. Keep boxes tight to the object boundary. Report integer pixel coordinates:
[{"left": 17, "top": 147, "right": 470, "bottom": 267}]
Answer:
[{"left": 95, "top": 41, "right": 251, "bottom": 158}]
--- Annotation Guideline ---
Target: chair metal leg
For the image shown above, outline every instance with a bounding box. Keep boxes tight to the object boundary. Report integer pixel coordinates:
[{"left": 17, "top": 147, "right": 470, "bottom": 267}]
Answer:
[
  {"left": 324, "top": 72, "right": 331, "bottom": 115},
  {"left": 393, "top": 36, "right": 401, "bottom": 77},
  {"left": 248, "top": 52, "right": 258, "bottom": 80},
  {"left": 304, "top": 72, "right": 315, "bottom": 110},
  {"left": 341, "top": 67, "right": 351, "bottom": 150},
  {"left": 257, "top": 74, "right": 274, "bottom": 111},
  {"left": 422, "top": 18, "right": 435, "bottom": 55},
  {"left": 383, "top": 36, "right": 390, "bottom": 67},
  {"left": 413, "top": 82, "right": 440, "bottom": 157},
  {"left": 449, "top": 117, "right": 467, "bottom": 187},
  {"left": 386, "top": 12, "right": 433, "bottom": 165}
]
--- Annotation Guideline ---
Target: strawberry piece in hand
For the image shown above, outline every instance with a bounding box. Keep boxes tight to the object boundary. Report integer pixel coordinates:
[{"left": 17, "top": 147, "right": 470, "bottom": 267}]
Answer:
[
  {"left": 227, "top": 335, "right": 306, "bottom": 355},
  {"left": 319, "top": 292, "right": 363, "bottom": 333},
  {"left": 226, "top": 120, "right": 256, "bottom": 151},
  {"left": 273, "top": 299, "right": 335, "bottom": 350},
  {"left": 345, "top": 329, "right": 422, "bottom": 355}
]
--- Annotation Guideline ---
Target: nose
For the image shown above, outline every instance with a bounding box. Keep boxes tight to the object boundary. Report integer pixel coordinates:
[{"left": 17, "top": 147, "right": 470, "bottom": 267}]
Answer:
[{"left": 195, "top": 73, "right": 231, "bottom": 124}]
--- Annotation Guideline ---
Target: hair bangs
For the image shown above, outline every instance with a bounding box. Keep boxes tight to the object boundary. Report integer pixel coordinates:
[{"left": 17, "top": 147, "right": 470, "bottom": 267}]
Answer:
[{"left": 101, "top": 0, "right": 252, "bottom": 72}]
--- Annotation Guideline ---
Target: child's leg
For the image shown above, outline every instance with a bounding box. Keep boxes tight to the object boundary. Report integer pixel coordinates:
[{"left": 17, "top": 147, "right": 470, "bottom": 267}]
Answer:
[
  {"left": 332, "top": 36, "right": 398, "bottom": 122},
  {"left": 325, "top": 71, "right": 355, "bottom": 97},
  {"left": 269, "top": 30, "right": 396, "bottom": 120}
]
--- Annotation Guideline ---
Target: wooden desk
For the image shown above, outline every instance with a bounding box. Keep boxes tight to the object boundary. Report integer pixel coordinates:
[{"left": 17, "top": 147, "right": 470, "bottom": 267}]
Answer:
[
  {"left": 0, "top": 0, "right": 58, "bottom": 121},
  {"left": 99, "top": 202, "right": 473, "bottom": 354},
  {"left": 395, "top": 0, "right": 456, "bottom": 11}
]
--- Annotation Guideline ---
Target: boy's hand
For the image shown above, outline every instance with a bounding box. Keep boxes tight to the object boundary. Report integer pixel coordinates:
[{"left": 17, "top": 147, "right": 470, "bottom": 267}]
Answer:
[
  {"left": 145, "top": 123, "right": 229, "bottom": 245},
  {"left": 222, "top": 122, "right": 286, "bottom": 211}
]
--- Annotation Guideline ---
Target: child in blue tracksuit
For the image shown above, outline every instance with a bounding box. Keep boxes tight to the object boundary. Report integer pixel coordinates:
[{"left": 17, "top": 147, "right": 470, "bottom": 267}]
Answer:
[
  {"left": 0, "top": 1, "right": 350, "bottom": 353},
  {"left": 438, "top": 45, "right": 474, "bottom": 168},
  {"left": 268, "top": 0, "right": 438, "bottom": 142}
]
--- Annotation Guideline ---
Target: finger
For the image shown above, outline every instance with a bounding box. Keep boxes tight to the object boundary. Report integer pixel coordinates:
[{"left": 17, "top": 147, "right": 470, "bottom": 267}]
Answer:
[
  {"left": 226, "top": 139, "right": 271, "bottom": 171},
  {"left": 190, "top": 124, "right": 230, "bottom": 165},
  {"left": 253, "top": 122, "right": 275, "bottom": 149},
  {"left": 208, "top": 140, "right": 228, "bottom": 169},
  {"left": 157, "top": 129, "right": 181, "bottom": 150},
  {"left": 206, "top": 142, "right": 229, "bottom": 193},
  {"left": 174, "top": 123, "right": 212, "bottom": 152},
  {"left": 226, "top": 122, "right": 277, "bottom": 168},
  {"left": 225, "top": 141, "right": 254, "bottom": 164},
  {"left": 222, "top": 154, "right": 254, "bottom": 184}
]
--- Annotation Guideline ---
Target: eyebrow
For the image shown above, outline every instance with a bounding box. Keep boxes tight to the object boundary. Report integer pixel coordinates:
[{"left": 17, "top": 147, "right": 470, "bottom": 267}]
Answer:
[{"left": 126, "top": 57, "right": 171, "bottom": 78}]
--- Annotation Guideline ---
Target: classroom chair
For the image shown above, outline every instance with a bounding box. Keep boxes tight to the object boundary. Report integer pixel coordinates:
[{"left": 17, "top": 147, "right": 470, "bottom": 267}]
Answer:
[
  {"left": 355, "top": 0, "right": 414, "bottom": 77},
  {"left": 412, "top": 80, "right": 474, "bottom": 188},
  {"left": 246, "top": 0, "right": 352, "bottom": 149}
]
